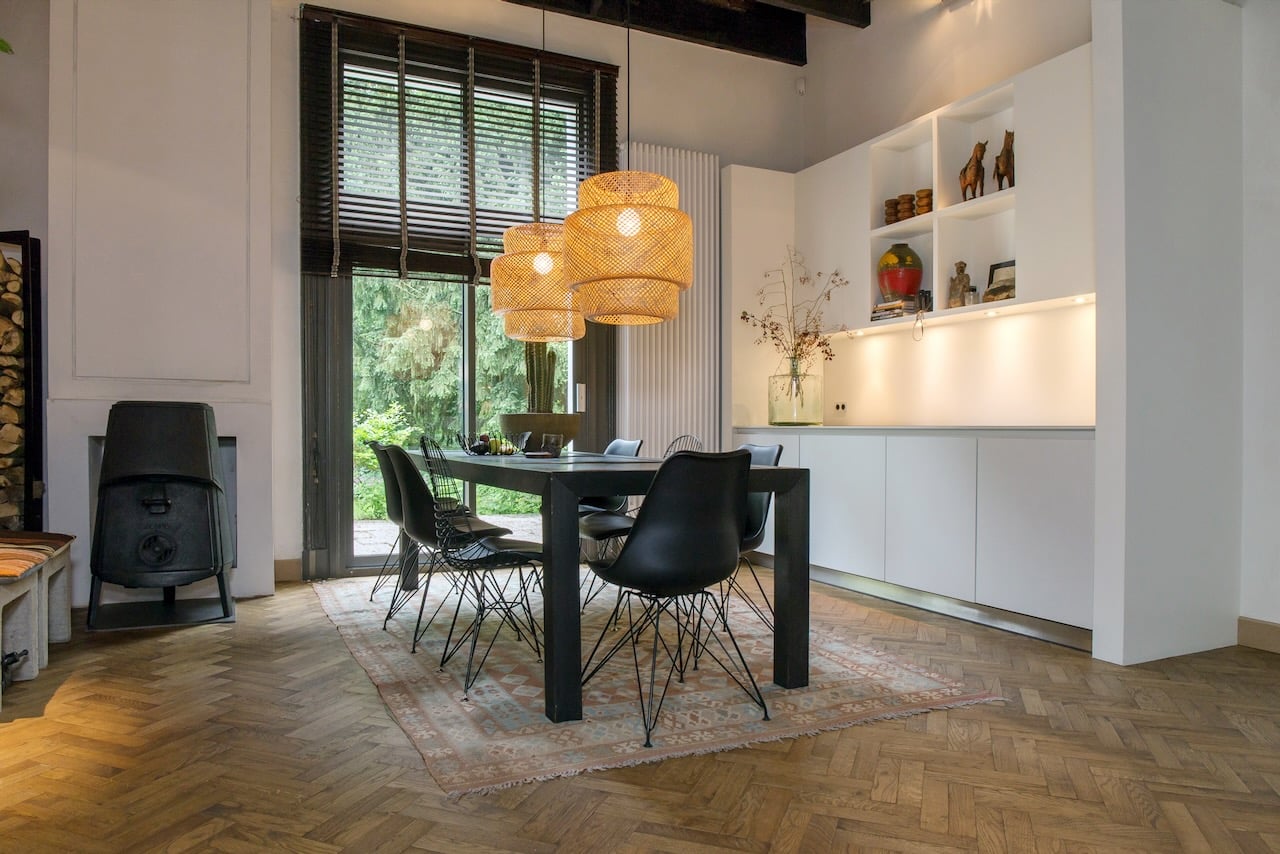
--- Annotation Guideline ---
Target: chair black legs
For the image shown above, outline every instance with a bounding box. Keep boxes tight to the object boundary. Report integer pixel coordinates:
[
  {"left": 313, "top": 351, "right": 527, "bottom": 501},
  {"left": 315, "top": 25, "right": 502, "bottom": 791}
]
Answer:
[
  {"left": 723, "top": 555, "right": 774, "bottom": 631},
  {"left": 381, "top": 539, "right": 421, "bottom": 629},
  {"left": 582, "top": 589, "right": 769, "bottom": 748},
  {"left": 414, "top": 564, "right": 544, "bottom": 696},
  {"left": 368, "top": 540, "right": 399, "bottom": 602},
  {"left": 445, "top": 567, "right": 543, "bottom": 695}
]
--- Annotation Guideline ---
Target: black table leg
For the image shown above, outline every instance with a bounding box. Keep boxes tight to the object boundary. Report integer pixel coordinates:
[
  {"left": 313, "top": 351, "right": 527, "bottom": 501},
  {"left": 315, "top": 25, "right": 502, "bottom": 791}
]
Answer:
[
  {"left": 771, "top": 470, "right": 810, "bottom": 688},
  {"left": 541, "top": 479, "right": 583, "bottom": 721},
  {"left": 397, "top": 529, "right": 418, "bottom": 592}
]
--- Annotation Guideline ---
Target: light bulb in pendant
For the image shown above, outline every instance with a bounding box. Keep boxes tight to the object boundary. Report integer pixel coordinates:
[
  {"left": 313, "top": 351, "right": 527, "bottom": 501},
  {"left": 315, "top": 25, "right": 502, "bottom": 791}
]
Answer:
[
  {"left": 616, "top": 207, "right": 642, "bottom": 237},
  {"left": 533, "top": 252, "right": 554, "bottom": 275}
]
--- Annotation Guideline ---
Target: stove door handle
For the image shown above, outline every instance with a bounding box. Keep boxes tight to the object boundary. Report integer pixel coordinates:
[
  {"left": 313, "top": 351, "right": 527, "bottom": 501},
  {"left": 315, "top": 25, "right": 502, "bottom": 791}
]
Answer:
[{"left": 142, "top": 485, "right": 171, "bottom": 514}]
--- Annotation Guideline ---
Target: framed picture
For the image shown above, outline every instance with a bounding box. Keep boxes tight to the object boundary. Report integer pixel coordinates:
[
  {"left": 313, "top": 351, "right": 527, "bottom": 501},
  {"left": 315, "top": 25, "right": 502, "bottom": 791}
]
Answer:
[
  {"left": 0, "top": 231, "right": 44, "bottom": 531},
  {"left": 985, "top": 259, "right": 1015, "bottom": 302}
]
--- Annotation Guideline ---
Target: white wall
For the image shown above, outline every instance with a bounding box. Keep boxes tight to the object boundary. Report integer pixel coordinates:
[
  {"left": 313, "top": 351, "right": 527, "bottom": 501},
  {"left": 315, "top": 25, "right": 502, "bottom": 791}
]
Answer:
[
  {"left": 1092, "top": 0, "right": 1242, "bottom": 664},
  {"left": 0, "top": 0, "right": 49, "bottom": 238},
  {"left": 826, "top": 305, "right": 1096, "bottom": 427},
  {"left": 803, "top": 0, "right": 1092, "bottom": 166},
  {"left": 722, "top": 166, "right": 796, "bottom": 435},
  {"left": 1239, "top": 0, "right": 1280, "bottom": 627}
]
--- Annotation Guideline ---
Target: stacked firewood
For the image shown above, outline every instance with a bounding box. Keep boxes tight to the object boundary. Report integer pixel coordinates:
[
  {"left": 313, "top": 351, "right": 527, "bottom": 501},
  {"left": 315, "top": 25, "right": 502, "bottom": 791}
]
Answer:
[{"left": 0, "top": 250, "right": 25, "bottom": 530}]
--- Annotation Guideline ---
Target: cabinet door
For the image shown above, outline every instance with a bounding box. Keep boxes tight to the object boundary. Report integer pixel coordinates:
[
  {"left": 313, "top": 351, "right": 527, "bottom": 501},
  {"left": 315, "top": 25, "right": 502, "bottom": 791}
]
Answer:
[
  {"left": 795, "top": 144, "right": 870, "bottom": 329},
  {"left": 885, "top": 436, "right": 976, "bottom": 600},
  {"left": 799, "top": 434, "right": 886, "bottom": 579},
  {"left": 1014, "top": 44, "right": 1094, "bottom": 302},
  {"left": 975, "top": 437, "right": 1094, "bottom": 628},
  {"left": 734, "top": 431, "right": 799, "bottom": 556}
]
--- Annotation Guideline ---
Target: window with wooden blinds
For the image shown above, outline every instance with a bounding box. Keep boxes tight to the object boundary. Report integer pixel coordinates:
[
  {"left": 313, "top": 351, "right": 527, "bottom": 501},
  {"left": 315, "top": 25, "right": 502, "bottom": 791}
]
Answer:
[{"left": 299, "top": 6, "right": 619, "bottom": 281}]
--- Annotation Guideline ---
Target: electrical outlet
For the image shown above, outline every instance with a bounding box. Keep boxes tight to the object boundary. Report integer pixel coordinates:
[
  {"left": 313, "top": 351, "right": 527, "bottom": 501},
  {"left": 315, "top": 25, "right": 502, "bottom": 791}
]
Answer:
[{"left": 834, "top": 402, "right": 847, "bottom": 412}]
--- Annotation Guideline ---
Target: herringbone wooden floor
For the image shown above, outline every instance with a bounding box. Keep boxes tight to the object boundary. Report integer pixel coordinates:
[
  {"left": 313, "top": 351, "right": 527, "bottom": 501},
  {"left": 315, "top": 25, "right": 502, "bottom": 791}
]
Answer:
[{"left": 2, "top": 579, "right": 1279, "bottom": 853}]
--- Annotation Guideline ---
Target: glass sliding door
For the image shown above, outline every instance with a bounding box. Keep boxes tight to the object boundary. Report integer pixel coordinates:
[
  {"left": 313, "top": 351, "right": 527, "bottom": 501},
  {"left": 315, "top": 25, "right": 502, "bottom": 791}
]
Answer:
[
  {"left": 351, "top": 274, "right": 463, "bottom": 562},
  {"left": 298, "top": 8, "right": 616, "bottom": 577}
]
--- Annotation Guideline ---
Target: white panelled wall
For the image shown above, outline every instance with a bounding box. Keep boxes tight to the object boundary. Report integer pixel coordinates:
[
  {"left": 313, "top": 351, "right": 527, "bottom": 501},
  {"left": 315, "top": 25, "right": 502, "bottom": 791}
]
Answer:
[
  {"left": 45, "top": 0, "right": 275, "bottom": 606},
  {"left": 617, "top": 143, "right": 722, "bottom": 454}
]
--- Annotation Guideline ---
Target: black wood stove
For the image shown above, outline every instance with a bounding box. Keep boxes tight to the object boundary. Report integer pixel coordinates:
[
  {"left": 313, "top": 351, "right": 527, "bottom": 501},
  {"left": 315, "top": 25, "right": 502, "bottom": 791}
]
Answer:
[{"left": 88, "top": 401, "right": 236, "bottom": 630}]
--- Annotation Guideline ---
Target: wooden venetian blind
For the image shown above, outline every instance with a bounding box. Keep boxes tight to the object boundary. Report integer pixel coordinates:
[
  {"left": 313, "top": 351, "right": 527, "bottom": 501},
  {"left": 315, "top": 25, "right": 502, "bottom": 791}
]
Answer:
[{"left": 298, "top": 6, "right": 619, "bottom": 280}]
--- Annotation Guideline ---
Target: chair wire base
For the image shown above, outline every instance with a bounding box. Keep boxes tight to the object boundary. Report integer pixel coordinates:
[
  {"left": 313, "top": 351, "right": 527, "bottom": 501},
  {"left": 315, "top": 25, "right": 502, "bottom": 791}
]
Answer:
[
  {"left": 381, "top": 541, "right": 422, "bottom": 629},
  {"left": 722, "top": 555, "right": 774, "bottom": 632},
  {"left": 368, "top": 539, "right": 400, "bottom": 602},
  {"left": 582, "top": 589, "right": 769, "bottom": 748},
  {"left": 437, "top": 566, "right": 543, "bottom": 695}
]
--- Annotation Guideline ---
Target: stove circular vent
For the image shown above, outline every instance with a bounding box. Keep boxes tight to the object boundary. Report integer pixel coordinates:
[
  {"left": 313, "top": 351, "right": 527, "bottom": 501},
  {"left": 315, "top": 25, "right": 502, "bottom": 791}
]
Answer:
[{"left": 138, "top": 533, "right": 178, "bottom": 567}]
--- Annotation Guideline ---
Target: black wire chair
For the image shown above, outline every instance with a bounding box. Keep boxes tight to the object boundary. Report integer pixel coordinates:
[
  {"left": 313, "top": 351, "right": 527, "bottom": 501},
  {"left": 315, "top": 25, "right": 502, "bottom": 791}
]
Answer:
[
  {"left": 417, "top": 436, "right": 545, "bottom": 695},
  {"left": 580, "top": 449, "right": 769, "bottom": 748},
  {"left": 722, "top": 442, "right": 784, "bottom": 630}
]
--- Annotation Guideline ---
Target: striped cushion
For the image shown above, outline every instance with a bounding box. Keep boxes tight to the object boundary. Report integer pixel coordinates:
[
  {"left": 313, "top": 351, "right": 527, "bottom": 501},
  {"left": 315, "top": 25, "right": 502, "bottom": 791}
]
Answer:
[{"left": 0, "top": 533, "right": 76, "bottom": 578}]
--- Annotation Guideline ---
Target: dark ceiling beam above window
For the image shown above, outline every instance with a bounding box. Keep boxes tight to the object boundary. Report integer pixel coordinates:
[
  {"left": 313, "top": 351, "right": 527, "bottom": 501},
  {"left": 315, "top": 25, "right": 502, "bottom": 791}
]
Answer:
[
  {"left": 758, "top": 0, "right": 870, "bottom": 28},
  {"left": 502, "top": 0, "right": 872, "bottom": 66}
]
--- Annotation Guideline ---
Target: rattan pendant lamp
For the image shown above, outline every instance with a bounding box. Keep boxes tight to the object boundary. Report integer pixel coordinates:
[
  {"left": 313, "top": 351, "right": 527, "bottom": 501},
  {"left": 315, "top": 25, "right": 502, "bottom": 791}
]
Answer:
[
  {"left": 563, "top": 1, "right": 693, "bottom": 325},
  {"left": 490, "top": 8, "right": 585, "bottom": 342},
  {"left": 490, "top": 221, "right": 585, "bottom": 342}
]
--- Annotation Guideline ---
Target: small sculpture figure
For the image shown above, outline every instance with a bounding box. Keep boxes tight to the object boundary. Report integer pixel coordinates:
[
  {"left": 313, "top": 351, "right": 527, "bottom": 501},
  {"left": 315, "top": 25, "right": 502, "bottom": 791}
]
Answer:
[
  {"left": 994, "top": 129, "right": 1015, "bottom": 190},
  {"left": 948, "top": 261, "right": 970, "bottom": 308},
  {"left": 959, "top": 140, "right": 987, "bottom": 201}
]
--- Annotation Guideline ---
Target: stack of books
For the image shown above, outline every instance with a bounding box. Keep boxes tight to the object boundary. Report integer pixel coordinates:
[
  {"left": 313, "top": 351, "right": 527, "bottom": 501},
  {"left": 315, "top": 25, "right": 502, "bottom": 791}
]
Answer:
[{"left": 870, "top": 298, "right": 912, "bottom": 321}]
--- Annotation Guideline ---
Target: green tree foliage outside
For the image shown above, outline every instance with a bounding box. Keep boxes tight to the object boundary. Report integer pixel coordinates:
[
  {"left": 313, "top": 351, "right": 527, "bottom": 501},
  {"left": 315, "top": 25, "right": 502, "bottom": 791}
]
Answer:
[
  {"left": 352, "top": 403, "right": 415, "bottom": 520},
  {"left": 351, "top": 277, "right": 567, "bottom": 519}
]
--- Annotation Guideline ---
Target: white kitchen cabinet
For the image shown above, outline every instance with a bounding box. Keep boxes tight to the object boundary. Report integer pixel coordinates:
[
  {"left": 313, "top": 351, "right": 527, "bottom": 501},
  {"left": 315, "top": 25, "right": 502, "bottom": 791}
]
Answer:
[
  {"left": 798, "top": 433, "right": 886, "bottom": 580},
  {"left": 885, "top": 435, "right": 977, "bottom": 601},
  {"left": 794, "top": 144, "right": 870, "bottom": 331},
  {"left": 975, "top": 437, "right": 1095, "bottom": 628}
]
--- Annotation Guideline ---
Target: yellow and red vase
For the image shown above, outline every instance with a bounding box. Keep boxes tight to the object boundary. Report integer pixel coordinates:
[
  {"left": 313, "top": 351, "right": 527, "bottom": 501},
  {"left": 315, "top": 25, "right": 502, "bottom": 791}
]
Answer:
[{"left": 876, "top": 242, "right": 923, "bottom": 302}]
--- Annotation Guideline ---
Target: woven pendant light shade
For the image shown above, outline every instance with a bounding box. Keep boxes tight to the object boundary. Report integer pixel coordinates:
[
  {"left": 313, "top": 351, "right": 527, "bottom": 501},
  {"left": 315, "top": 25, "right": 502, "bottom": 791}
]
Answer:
[
  {"left": 502, "top": 308, "right": 585, "bottom": 342},
  {"left": 490, "top": 222, "right": 584, "bottom": 342},
  {"left": 564, "top": 171, "right": 693, "bottom": 325}
]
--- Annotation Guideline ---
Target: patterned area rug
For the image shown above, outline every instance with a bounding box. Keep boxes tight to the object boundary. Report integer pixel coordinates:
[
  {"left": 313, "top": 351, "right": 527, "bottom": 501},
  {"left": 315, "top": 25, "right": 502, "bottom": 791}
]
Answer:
[{"left": 315, "top": 574, "right": 1001, "bottom": 798}]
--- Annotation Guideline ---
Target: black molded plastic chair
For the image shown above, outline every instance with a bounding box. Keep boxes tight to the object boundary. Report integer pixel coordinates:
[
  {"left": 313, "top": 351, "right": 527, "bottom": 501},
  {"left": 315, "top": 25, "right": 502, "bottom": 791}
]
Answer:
[
  {"left": 578, "top": 438, "right": 644, "bottom": 516},
  {"left": 417, "top": 437, "right": 544, "bottom": 695},
  {"left": 366, "top": 441, "right": 408, "bottom": 606},
  {"left": 722, "top": 443, "right": 784, "bottom": 630},
  {"left": 381, "top": 444, "right": 509, "bottom": 632},
  {"left": 581, "top": 450, "right": 769, "bottom": 747}
]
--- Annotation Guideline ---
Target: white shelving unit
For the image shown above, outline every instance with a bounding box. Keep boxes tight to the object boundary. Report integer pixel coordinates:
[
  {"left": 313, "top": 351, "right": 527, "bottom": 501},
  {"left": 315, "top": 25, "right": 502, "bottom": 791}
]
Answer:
[{"left": 792, "top": 43, "right": 1094, "bottom": 335}]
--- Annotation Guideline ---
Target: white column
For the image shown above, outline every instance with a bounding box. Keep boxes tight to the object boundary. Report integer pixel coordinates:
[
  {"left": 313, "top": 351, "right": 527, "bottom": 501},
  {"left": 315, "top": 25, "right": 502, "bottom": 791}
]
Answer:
[{"left": 1091, "top": 0, "right": 1243, "bottom": 663}]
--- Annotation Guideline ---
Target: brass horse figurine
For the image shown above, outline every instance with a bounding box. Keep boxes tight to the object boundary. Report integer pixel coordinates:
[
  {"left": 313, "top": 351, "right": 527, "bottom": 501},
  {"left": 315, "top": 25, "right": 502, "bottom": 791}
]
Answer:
[
  {"left": 994, "top": 130, "right": 1015, "bottom": 190},
  {"left": 959, "top": 140, "right": 987, "bottom": 201}
]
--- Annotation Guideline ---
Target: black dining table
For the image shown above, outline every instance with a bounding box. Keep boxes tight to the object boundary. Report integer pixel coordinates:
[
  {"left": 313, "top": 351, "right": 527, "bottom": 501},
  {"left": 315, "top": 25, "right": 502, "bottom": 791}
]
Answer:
[{"left": 419, "top": 449, "right": 810, "bottom": 723}]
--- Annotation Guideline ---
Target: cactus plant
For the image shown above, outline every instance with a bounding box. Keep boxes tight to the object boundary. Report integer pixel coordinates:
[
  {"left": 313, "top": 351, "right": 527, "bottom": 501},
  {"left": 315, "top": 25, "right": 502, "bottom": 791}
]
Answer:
[
  {"left": 500, "top": 343, "right": 579, "bottom": 448},
  {"left": 524, "top": 342, "right": 558, "bottom": 413}
]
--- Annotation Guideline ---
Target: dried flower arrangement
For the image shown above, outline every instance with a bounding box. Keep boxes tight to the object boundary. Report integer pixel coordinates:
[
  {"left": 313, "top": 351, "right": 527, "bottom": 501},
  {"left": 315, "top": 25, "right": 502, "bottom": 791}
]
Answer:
[{"left": 740, "top": 247, "right": 849, "bottom": 374}]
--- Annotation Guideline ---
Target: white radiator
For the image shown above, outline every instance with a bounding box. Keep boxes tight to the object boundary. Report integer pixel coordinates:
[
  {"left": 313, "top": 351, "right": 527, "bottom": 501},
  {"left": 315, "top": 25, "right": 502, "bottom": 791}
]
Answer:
[{"left": 617, "top": 143, "right": 722, "bottom": 455}]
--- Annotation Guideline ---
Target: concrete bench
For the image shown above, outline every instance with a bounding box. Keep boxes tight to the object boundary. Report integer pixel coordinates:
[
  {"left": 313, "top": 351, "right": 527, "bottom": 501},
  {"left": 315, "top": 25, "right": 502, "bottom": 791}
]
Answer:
[{"left": 0, "top": 533, "right": 75, "bottom": 710}]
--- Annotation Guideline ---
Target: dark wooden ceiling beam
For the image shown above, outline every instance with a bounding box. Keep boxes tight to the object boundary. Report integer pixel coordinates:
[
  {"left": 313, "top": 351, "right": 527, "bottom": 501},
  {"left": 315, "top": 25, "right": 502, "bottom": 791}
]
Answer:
[
  {"left": 504, "top": 0, "right": 809, "bottom": 65},
  {"left": 757, "top": 0, "right": 870, "bottom": 28}
]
